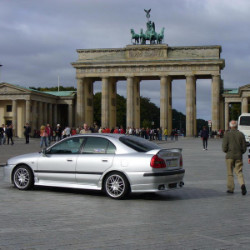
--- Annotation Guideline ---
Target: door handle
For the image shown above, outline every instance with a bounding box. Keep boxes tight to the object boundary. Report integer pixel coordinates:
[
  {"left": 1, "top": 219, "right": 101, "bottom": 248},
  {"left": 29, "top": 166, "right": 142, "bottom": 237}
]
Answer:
[
  {"left": 67, "top": 159, "right": 73, "bottom": 162},
  {"left": 102, "top": 159, "right": 108, "bottom": 162}
]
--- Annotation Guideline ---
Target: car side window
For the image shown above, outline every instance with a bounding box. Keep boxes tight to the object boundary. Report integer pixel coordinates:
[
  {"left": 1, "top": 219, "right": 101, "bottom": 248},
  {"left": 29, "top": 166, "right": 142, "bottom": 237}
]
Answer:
[
  {"left": 82, "top": 137, "right": 116, "bottom": 154},
  {"left": 48, "top": 138, "right": 84, "bottom": 154}
]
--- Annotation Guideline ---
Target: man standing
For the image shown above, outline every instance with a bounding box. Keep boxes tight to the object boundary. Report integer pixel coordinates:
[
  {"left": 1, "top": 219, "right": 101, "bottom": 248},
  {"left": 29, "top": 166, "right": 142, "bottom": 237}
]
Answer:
[
  {"left": 24, "top": 123, "right": 31, "bottom": 144},
  {"left": 201, "top": 126, "right": 209, "bottom": 150},
  {"left": 222, "top": 120, "right": 247, "bottom": 195},
  {"left": 80, "top": 123, "right": 92, "bottom": 134}
]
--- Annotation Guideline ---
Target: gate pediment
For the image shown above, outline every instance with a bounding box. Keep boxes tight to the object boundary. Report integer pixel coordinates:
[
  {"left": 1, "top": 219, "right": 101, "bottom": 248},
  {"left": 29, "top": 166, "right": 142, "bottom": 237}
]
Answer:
[{"left": 0, "top": 83, "right": 31, "bottom": 95}]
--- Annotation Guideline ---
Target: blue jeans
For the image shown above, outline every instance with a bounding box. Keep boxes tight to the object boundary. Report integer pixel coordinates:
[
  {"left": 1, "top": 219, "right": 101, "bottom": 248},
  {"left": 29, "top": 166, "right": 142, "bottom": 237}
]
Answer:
[{"left": 40, "top": 137, "right": 48, "bottom": 148}]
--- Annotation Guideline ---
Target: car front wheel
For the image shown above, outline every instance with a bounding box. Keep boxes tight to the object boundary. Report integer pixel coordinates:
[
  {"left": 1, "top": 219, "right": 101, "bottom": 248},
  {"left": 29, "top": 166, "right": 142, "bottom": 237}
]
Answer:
[
  {"left": 104, "top": 172, "right": 130, "bottom": 199},
  {"left": 13, "top": 165, "right": 34, "bottom": 190}
]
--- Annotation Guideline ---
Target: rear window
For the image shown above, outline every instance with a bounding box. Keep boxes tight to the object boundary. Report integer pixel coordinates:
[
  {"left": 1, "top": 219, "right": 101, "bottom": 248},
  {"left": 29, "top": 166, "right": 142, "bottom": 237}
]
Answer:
[
  {"left": 239, "top": 116, "right": 250, "bottom": 126},
  {"left": 119, "top": 136, "right": 161, "bottom": 152}
]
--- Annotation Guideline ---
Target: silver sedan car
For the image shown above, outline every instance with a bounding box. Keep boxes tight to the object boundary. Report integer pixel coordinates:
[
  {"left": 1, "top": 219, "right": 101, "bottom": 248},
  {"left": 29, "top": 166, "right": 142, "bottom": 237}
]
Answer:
[{"left": 4, "top": 134, "right": 185, "bottom": 199}]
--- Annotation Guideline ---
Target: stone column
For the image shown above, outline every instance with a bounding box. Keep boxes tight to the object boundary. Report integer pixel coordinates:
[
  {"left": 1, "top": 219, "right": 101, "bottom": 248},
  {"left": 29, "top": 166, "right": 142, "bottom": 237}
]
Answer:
[
  {"left": 48, "top": 103, "right": 53, "bottom": 126},
  {"left": 160, "top": 76, "right": 168, "bottom": 130},
  {"left": 193, "top": 81, "right": 197, "bottom": 136},
  {"left": 134, "top": 77, "right": 140, "bottom": 129},
  {"left": 68, "top": 103, "right": 73, "bottom": 128},
  {"left": 83, "top": 78, "right": 94, "bottom": 126},
  {"left": 167, "top": 78, "right": 172, "bottom": 133},
  {"left": 12, "top": 100, "right": 17, "bottom": 136},
  {"left": 186, "top": 75, "right": 195, "bottom": 137},
  {"left": 76, "top": 78, "right": 84, "bottom": 126},
  {"left": 33, "top": 100, "right": 38, "bottom": 130},
  {"left": 44, "top": 103, "right": 48, "bottom": 124},
  {"left": 39, "top": 102, "right": 43, "bottom": 126},
  {"left": 160, "top": 76, "right": 172, "bottom": 131},
  {"left": 54, "top": 104, "right": 58, "bottom": 127},
  {"left": 242, "top": 97, "right": 248, "bottom": 114},
  {"left": 126, "top": 77, "right": 134, "bottom": 128},
  {"left": 25, "top": 100, "right": 31, "bottom": 124},
  {"left": 225, "top": 102, "right": 229, "bottom": 131},
  {"left": 102, "top": 77, "right": 110, "bottom": 128},
  {"left": 211, "top": 75, "right": 221, "bottom": 132},
  {"left": 109, "top": 78, "right": 117, "bottom": 129},
  {"left": 220, "top": 98, "right": 225, "bottom": 131}
]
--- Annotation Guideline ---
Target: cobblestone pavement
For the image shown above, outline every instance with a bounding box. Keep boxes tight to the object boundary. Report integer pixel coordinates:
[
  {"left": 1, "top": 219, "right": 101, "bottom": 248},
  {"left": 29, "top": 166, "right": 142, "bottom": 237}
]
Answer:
[{"left": 1, "top": 137, "right": 250, "bottom": 249}]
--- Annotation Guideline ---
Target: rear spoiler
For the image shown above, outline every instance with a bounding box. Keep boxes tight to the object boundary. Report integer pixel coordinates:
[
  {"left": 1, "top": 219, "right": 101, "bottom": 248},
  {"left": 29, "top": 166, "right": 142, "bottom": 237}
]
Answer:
[{"left": 146, "top": 148, "right": 182, "bottom": 155}]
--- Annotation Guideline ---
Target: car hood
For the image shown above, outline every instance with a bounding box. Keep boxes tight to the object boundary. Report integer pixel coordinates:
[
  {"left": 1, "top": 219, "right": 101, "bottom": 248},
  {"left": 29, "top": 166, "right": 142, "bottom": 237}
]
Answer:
[{"left": 7, "top": 152, "right": 41, "bottom": 165}]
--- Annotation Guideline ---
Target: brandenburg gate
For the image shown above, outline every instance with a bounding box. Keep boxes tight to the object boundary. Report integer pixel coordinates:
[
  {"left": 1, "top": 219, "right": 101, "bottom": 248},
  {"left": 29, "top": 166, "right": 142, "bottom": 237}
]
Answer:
[{"left": 72, "top": 44, "right": 225, "bottom": 136}]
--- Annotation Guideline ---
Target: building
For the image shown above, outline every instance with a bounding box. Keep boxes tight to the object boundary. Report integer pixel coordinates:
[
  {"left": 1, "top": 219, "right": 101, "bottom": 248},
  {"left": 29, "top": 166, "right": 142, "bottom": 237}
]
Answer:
[{"left": 0, "top": 82, "right": 76, "bottom": 137}]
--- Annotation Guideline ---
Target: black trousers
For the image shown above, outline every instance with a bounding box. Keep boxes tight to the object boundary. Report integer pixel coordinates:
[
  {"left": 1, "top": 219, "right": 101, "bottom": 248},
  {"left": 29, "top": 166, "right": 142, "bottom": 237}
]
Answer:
[
  {"left": 25, "top": 134, "right": 30, "bottom": 143},
  {"left": 203, "top": 138, "right": 208, "bottom": 149}
]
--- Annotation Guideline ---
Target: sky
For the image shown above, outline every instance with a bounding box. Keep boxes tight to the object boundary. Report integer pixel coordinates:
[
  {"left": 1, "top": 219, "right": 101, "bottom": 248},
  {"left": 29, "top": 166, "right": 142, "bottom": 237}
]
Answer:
[{"left": 1, "top": 0, "right": 250, "bottom": 121}]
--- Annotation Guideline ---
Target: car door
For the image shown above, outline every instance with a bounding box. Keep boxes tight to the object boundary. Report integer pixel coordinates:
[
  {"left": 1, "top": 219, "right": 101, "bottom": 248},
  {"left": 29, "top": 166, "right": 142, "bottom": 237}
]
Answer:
[
  {"left": 76, "top": 137, "right": 116, "bottom": 186},
  {"left": 36, "top": 137, "right": 84, "bottom": 184}
]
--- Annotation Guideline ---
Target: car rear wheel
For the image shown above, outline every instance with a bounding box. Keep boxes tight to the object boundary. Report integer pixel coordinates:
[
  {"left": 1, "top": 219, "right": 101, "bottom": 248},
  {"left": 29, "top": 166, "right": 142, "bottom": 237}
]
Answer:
[
  {"left": 104, "top": 172, "right": 130, "bottom": 199},
  {"left": 13, "top": 165, "right": 34, "bottom": 190}
]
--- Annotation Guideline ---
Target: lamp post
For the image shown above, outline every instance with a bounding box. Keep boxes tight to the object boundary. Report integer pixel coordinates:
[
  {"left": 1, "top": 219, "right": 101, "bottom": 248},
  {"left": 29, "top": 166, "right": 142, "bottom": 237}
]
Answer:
[{"left": 0, "top": 64, "right": 2, "bottom": 82}]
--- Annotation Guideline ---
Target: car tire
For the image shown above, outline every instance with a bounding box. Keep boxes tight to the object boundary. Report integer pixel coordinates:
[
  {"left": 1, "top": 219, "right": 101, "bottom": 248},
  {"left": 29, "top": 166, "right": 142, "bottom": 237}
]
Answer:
[
  {"left": 104, "top": 172, "right": 130, "bottom": 199},
  {"left": 13, "top": 165, "right": 34, "bottom": 190}
]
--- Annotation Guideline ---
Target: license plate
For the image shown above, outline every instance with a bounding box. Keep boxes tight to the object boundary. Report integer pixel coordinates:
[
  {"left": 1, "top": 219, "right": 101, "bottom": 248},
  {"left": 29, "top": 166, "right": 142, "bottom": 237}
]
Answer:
[{"left": 166, "top": 159, "right": 178, "bottom": 168}]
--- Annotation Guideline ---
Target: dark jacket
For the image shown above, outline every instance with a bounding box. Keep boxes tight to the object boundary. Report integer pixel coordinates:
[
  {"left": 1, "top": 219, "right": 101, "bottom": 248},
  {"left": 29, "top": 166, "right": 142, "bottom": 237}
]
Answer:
[
  {"left": 24, "top": 126, "right": 31, "bottom": 135},
  {"left": 222, "top": 129, "right": 246, "bottom": 160},
  {"left": 201, "top": 129, "right": 209, "bottom": 139},
  {"left": 6, "top": 127, "right": 13, "bottom": 137}
]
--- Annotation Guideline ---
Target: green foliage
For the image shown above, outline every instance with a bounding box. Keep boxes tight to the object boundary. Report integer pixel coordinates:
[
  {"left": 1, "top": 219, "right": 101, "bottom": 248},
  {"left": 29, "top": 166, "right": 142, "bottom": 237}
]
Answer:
[
  {"left": 229, "top": 103, "right": 241, "bottom": 121},
  {"left": 93, "top": 93, "right": 101, "bottom": 126},
  {"left": 140, "top": 97, "right": 160, "bottom": 128},
  {"left": 172, "top": 109, "right": 185, "bottom": 130}
]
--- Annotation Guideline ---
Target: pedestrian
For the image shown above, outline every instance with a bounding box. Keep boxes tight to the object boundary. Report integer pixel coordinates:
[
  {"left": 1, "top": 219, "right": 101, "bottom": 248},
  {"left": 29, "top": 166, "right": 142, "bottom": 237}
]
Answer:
[
  {"left": 222, "top": 120, "right": 247, "bottom": 195},
  {"left": 80, "top": 123, "right": 92, "bottom": 134},
  {"left": 23, "top": 123, "right": 31, "bottom": 144},
  {"left": 201, "top": 126, "right": 209, "bottom": 150},
  {"left": 0, "top": 124, "right": 3, "bottom": 145},
  {"left": 163, "top": 128, "right": 168, "bottom": 141},
  {"left": 40, "top": 125, "right": 48, "bottom": 148},
  {"left": 45, "top": 124, "right": 53, "bottom": 146},
  {"left": 55, "top": 124, "right": 62, "bottom": 141},
  {"left": 6, "top": 124, "right": 14, "bottom": 145}
]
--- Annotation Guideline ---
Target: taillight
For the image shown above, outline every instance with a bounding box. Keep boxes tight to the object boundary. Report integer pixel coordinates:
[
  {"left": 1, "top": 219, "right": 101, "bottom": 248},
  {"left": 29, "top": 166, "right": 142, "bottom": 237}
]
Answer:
[
  {"left": 180, "top": 156, "right": 183, "bottom": 167},
  {"left": 150, "top": 155, "right": 166, "bottom": 168}
]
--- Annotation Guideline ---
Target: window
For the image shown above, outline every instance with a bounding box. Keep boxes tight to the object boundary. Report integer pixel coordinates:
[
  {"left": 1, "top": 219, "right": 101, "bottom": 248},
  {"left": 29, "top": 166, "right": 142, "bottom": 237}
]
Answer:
[
  {"left": 6, "top": 105, "right": 12, "bottom": 112},
  {"left": 48, "top": 137, "right": 84, "bottom": 154},
  {"left": 82, "top": 137, "right": 116, "bottom": 154},
  {"left": 119, "top": 136, "right": 161, "bottom": 152},
  {"left": 240, "top": 116, "right": 250, "bottom": 126}
]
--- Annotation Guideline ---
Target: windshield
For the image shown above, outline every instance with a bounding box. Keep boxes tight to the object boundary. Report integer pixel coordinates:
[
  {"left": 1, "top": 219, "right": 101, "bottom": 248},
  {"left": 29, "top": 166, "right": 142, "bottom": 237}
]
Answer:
[
  {"left": 119, "top": 136, "right": 161, "bottom": 152},
  {"left": 239, "top": 116, "right": 250, "bottom": 126}
]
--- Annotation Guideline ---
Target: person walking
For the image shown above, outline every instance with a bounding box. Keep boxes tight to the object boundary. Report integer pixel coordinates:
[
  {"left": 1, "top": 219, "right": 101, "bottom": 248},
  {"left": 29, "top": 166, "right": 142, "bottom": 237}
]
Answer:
[
  {"left": 222, "top": 120, "right": 247, "bottom": 195},
  {"left": 24, "top": 123, "right": 31, "bottom": 144},
  {"left": 201, "top": 126, "right": 209, "bottom": 150},
  {"left": 40, "top": 125, "right": 48, "bottom": 148}
]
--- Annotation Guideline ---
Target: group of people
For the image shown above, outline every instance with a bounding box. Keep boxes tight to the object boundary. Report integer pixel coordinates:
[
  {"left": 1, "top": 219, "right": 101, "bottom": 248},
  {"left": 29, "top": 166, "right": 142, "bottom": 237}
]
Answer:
[{"left": 0, "top": 123, "right": 14, "bottom": 145}]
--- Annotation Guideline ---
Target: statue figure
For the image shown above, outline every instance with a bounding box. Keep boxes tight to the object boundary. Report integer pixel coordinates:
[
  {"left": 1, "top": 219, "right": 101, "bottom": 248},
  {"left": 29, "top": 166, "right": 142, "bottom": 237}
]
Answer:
[
  {"left": 130, "top": 29, "right": 140, "bottom": 44},
  {"left": 140, "top": 29, "right": 146, "bottom": 45},
  {"left": 130, "top": 9, "right": 165, "bottom": 45},
  {"left": 144, "top": 9, "right": 151, "bottom": 20},
  {"left": 156, "top": 27, "right": 165, "bottom": 44}
]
